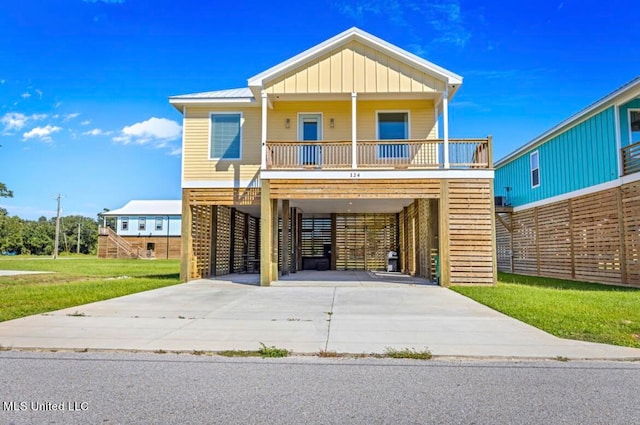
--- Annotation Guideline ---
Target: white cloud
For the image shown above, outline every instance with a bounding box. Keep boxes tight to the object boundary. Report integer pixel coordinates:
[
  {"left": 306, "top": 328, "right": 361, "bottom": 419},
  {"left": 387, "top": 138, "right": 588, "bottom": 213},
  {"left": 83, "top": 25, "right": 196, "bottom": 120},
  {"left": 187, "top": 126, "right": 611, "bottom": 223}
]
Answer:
[
  {"left": 80, "top": 120, "right": 91, "bottom": 126},
  {"left": 23, "top": 125, "right": 62, "bottom": 143},
  {"left": 83, "top": 128, "right": 112, "bottom": 136},
  {"left": 1, "top": 112, "right": 28, "bottom": 131},
  {"left": 169, "top": 147, "right": 182, "bottom": 156},
  {"left": 64, "top": 113, "right": 80, "bottom": 121},
  {"left": 113, "top": 117, "right": 182, "bottom": 147},
  {"left": 21, "top": 92, "right": 31, "bottom": 99},
  {"left": 35, "top": 89, "right": 43, "bottom": 99}
]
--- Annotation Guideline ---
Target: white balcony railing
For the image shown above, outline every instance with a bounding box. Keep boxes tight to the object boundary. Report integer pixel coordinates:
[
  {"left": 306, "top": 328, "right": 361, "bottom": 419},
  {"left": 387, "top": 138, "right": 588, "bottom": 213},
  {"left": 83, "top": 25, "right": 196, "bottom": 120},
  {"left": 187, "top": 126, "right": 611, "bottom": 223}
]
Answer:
[{"left": 265, "top": 138, "right": 491, "bottom": 170}]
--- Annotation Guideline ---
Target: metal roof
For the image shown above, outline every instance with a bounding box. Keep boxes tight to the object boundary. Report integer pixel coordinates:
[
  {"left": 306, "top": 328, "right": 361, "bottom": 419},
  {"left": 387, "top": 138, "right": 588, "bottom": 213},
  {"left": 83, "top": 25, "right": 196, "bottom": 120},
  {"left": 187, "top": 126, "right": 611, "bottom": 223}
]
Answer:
[
  {"left": 101, "top": 200, "right": 182, "bottom": 217},
  {"left": 169, "top": 87, "right": 254, "bottom": 100},
  {"left": 495, "top": 75, "right": 640, "bottom": 167}
]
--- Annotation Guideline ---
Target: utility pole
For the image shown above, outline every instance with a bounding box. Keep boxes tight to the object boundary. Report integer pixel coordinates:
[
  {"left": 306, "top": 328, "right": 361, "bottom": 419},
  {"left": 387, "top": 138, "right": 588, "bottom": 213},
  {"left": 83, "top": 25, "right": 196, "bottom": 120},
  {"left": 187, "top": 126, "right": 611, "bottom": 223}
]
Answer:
[
  {"left": 77, "top": 221, "right": 81, "bottom": 254},
  {"left": 52, "top": 194, "right": 61, "bottom": 259}
]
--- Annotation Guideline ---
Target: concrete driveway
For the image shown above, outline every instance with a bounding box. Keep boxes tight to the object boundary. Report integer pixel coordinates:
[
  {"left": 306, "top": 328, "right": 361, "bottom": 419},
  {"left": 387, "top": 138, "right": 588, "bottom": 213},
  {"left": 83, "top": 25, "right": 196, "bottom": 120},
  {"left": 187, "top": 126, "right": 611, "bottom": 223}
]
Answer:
[{"left": 1, "top": 271, "right": 639, "bottom": 359}]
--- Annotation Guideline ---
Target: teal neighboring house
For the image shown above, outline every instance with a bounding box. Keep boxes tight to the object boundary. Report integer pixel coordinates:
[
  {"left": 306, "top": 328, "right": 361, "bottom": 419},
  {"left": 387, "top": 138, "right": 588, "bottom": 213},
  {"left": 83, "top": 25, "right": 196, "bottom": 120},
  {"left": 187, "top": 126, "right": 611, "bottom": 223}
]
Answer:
[{"left": 494, "top": 76, "right": 640, "bottom": 286}]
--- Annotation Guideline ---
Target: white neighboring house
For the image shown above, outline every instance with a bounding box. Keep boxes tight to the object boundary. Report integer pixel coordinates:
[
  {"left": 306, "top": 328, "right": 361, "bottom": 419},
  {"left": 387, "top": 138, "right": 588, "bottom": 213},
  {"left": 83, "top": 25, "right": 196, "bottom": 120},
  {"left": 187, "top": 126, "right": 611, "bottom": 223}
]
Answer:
[{"left": 98, "top": 200, "right": 182, "bottom": 259}]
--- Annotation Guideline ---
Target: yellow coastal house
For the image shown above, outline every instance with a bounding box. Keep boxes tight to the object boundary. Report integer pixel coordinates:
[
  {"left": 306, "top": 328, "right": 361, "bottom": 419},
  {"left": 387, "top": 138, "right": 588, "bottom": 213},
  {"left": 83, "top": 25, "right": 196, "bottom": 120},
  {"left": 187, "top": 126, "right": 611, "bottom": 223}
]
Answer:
[{"left": 169, "top": 27, "right": 496, "bottom": 286}]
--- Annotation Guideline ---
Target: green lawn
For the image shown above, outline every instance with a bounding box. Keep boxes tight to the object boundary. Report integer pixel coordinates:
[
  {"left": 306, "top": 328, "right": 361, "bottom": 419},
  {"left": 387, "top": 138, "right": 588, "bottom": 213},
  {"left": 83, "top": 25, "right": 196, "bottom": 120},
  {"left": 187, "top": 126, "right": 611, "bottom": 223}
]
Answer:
[
  {"left": 451, "top": 273, "right": 640, "bottom": 348},
  {"left": 0, "top": 256, "right": 181, "bottom": 322}
]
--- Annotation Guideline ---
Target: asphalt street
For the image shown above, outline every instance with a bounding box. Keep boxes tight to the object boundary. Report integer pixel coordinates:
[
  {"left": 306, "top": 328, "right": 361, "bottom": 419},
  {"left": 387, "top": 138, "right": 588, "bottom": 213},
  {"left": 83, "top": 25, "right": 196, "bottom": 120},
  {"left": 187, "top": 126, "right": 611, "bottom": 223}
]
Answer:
[{"left": 1, "top": 351, "right": 639, "bottom": 425}]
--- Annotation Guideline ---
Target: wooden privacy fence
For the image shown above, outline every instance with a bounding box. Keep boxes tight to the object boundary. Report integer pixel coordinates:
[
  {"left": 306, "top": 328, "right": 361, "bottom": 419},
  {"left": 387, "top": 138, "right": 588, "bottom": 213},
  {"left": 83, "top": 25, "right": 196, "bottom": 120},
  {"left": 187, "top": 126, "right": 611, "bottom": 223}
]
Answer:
[{"left": 496, "top": 180, "right": 640, "bottom": 286}]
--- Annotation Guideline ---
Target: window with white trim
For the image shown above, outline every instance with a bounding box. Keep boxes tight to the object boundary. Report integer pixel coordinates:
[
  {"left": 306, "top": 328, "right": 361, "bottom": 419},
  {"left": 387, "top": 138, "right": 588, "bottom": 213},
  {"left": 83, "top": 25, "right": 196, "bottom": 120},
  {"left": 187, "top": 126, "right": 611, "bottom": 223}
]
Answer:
[
  {"left": 530, "top": 151, "right": 540, "bottom": 188},
  {"left": 121, "top": 217, "right": 129, "bottom": 231},
  {"left": 210, "top": 113, "right": 242, "bottom": 160},
  {"left": 630, "top": 110, "right": 640, "bottom": 144},
  {"left": 138, "top": 217, "right": 146, "bottom": 231},
  {"left": 377, "top": 112, "right": 409, "bottom": 158},
  {"left": 155, "top": 217, "right": 163, "bottom": 231}
]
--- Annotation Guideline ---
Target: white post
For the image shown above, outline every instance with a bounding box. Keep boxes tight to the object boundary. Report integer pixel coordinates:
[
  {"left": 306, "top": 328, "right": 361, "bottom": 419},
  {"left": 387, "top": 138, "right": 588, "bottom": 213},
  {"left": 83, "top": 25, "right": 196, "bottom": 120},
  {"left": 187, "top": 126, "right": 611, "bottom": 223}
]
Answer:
[
  {"left": 261, "top": 91, "right": 268, "bottom": 169},
  {"left": 434, "top": 104, "right": 439, "bottom": 139},
  {"left": 351, "top": 92, "right": 357, "bottom": 169},
  {"left": 442, "top": 90, "right": 450, "bottom": 169}
]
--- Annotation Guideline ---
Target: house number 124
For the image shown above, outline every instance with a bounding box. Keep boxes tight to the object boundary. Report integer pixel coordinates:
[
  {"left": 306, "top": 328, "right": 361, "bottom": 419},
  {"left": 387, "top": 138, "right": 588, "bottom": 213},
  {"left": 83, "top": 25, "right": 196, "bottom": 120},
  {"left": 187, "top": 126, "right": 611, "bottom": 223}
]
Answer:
[{"left": 349, "top": 172, "right": 361, "bottom": 178}]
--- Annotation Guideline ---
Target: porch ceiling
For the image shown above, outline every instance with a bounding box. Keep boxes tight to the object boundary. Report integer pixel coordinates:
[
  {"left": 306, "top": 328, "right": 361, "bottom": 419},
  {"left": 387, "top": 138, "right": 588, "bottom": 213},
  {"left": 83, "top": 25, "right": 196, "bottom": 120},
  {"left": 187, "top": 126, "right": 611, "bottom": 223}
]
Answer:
[{"left": 235, "top": 198, "right": 414, "bottom": 218}]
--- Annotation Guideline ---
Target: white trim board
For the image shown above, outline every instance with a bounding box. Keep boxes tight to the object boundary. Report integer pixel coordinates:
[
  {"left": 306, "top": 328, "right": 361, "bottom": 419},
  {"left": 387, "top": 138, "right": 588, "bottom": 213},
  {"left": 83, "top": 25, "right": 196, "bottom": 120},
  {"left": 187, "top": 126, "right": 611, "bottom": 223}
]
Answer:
[
  {"left": 513, "top": 172, "right": 640, "bottom": 212},
  {"left": 182, "top": 180, "right": 261, "bottom": 189},
  {"left": 260, "top": 169, "right": 494, "bottom": 180}
]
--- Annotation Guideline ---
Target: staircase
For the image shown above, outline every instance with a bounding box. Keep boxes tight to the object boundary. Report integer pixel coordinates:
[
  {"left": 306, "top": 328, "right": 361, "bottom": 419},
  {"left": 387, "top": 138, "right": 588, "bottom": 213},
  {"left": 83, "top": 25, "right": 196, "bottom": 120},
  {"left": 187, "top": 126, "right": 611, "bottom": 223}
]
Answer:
[{"left": 98, "top": 227, "right": 143, "bottom": 259}]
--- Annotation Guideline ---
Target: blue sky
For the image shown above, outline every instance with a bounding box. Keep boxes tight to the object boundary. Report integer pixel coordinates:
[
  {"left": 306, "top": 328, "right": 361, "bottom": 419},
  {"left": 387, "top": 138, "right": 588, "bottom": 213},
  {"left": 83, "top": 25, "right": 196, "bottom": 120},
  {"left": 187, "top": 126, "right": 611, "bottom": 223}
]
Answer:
[{"left": 0, "top": 0, "right": 638, "bottom": 220}]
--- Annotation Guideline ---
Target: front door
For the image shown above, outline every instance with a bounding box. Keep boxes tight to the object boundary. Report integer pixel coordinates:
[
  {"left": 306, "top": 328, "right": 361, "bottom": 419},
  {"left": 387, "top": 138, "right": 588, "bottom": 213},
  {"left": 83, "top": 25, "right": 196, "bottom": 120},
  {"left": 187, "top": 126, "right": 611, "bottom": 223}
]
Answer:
[{"left": 298, "top": 114, "right": 322, "bottom": 166}]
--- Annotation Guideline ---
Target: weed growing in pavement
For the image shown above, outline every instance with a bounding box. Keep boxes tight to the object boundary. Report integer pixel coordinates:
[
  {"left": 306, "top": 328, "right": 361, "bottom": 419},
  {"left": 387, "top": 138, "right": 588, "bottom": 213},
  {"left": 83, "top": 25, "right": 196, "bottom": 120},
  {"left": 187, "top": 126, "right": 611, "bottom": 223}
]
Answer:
[{"left": 258, "top": 342, "right": 289, "bottom": 358}]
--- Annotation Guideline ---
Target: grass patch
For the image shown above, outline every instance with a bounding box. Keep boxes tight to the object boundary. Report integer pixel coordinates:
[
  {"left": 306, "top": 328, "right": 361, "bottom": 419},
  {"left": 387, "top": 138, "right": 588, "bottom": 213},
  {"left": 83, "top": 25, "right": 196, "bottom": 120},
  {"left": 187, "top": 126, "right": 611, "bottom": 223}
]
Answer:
[
  {"left": 451, "top": 272, "right": 640, "bottom": 348},
  {"left": 216, "top": 349, "right": 262, "bottom": 357},
  {"left": 258, "top": 342, "right": 289, "bottom": 358},
  {"left": 383, "top": 347, "right": 432, "bottom": 360},
  {"left": 0, "top": 256, "right": 180, "bottom": 322}
]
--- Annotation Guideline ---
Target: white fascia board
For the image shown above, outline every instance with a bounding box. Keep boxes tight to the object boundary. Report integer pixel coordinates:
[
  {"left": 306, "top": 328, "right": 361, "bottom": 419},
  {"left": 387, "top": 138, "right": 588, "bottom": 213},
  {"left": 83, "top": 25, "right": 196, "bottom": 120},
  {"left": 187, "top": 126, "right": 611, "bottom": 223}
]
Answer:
[
  {"left": 513, "top": 172, "right": 640, "bottom": 212},
  {"left": 496, "top": 76, "right": 640, "bottom": 168},
  {"left": 260, "top": 169, "right": 493, "bottom": 180},
  {"left": 182, "top": 180, "right": 262, "bottom": 189},
  {"left": 248, "top": 27, "right": 461, "bottom": 90},
  {"left": 169, "top": 98, "right": 256, "bottom": 104}
]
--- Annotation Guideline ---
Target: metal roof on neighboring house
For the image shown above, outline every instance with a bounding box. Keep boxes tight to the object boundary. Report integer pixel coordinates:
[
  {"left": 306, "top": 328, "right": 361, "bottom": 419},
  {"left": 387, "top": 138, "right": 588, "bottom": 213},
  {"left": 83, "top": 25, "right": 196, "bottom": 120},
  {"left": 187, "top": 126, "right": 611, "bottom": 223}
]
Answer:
[
  {"left": 169, "top": 87, "right": 254, "bottom": 100},
  {"left": 495, "top": 75, "right": 640, "bottom": 167},
  {"left": 101, "top": 200, "right": 182, "bottom": 217}
]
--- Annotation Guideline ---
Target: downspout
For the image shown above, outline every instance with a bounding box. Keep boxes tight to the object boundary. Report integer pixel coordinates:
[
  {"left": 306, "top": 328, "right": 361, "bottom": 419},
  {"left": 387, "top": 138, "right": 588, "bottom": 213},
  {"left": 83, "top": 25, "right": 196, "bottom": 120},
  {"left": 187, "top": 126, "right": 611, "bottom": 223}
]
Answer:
[{"left": 166, "top": 215, "right": 170, "bottom": 259}]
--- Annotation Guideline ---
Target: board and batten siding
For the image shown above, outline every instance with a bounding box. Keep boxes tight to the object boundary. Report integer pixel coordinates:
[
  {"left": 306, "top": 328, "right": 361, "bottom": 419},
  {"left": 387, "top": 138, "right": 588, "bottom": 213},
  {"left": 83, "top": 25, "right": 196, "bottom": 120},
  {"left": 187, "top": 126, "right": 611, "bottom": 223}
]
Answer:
[
  {"left": 183, "top": 106, "right": 261, "bottom": 184},
  {"left": 495, "top": 107, "right": 618, "bottom": 207},
  {"left": 264, "top": 40, "right": 446, "bottom": 95}
]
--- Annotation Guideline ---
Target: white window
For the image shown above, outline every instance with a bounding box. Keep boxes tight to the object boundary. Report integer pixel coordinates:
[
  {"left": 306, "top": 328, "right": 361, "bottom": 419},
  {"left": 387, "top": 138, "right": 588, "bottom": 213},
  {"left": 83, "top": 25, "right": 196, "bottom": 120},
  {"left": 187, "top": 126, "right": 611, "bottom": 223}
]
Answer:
[
  {"left": 530, "top": 151, "right": 540, "bottom": 188},
  {"left": 377, "top": 112, "right": 409, "bottom": 158},
  {"left": 210, "top": 112, "right": 242, "bottom": 160},
  {"left": 629, "top": 110, "right": 640, "bottom": 144},
  {"left": 121, "top": 217, "right": 129, "bottom": 231},
  {"left": 138, "top": 217, "right": 146, "bottom": 231},
  {"left": 155, "top": 217, "right": 163, "bottom": 231}
]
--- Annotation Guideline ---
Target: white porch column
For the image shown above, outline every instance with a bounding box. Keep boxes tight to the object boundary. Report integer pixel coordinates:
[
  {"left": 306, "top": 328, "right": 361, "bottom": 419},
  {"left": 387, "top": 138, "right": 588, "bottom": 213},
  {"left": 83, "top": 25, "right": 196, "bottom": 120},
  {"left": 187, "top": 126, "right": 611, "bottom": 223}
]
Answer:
[
  {"left": 434, "top": 104, "right": 439, "bottom": 138},
  {"left": 351, "top": 92, "right": 357, "bottom": 169},
  {"left": 442, "top": 90, "right": 450, "bottom": 169},
  {"left": 261, "top": 91, "right": 268, "bottom": 170}
]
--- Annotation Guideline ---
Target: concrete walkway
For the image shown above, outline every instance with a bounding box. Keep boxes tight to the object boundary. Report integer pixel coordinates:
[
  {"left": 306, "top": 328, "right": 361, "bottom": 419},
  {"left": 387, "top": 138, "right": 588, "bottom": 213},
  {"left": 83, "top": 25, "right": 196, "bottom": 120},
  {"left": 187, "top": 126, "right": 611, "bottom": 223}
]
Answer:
[{"left": 1, "top": 271, "right": 639, "bottom": 359}]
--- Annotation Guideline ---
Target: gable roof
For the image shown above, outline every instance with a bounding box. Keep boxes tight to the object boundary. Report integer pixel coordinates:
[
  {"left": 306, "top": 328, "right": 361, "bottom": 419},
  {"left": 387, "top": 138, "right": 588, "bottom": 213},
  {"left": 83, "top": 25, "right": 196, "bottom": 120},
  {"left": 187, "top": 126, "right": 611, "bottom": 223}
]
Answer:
[
  {"left": 248, "top": 27, "right": 462, "bottom": 95},
  {"left": 101, "top": 200, "right": 182, "bottom": 217},
  {"left": 496, "top": 75, "right": 640, "bottom": 167}
]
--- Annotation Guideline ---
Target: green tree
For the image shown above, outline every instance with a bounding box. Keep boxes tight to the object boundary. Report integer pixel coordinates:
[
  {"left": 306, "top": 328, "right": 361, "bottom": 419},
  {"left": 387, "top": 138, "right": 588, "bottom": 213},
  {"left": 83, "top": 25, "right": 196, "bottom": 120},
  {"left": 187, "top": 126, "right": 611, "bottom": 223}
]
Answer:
[
  {"left": 60, "top": 215, "right": 98, "bottom": 254},
  {"left": 23, "top": 220, "right": 54, "bottom": 255},
  {"left": 0, "top": 209, "right": 23, "bottom": 253},
  {"left": 0, "top": 182, "right": 12, "bottom": 198}
]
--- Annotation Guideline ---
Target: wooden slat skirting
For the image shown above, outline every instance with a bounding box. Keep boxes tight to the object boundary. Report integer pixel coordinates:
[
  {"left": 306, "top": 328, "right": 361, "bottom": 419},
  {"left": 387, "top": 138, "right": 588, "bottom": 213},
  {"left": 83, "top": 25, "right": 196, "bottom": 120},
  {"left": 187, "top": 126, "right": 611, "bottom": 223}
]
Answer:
[{"left": 496, "top": 180, "right": 640, "bottom": 287}]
